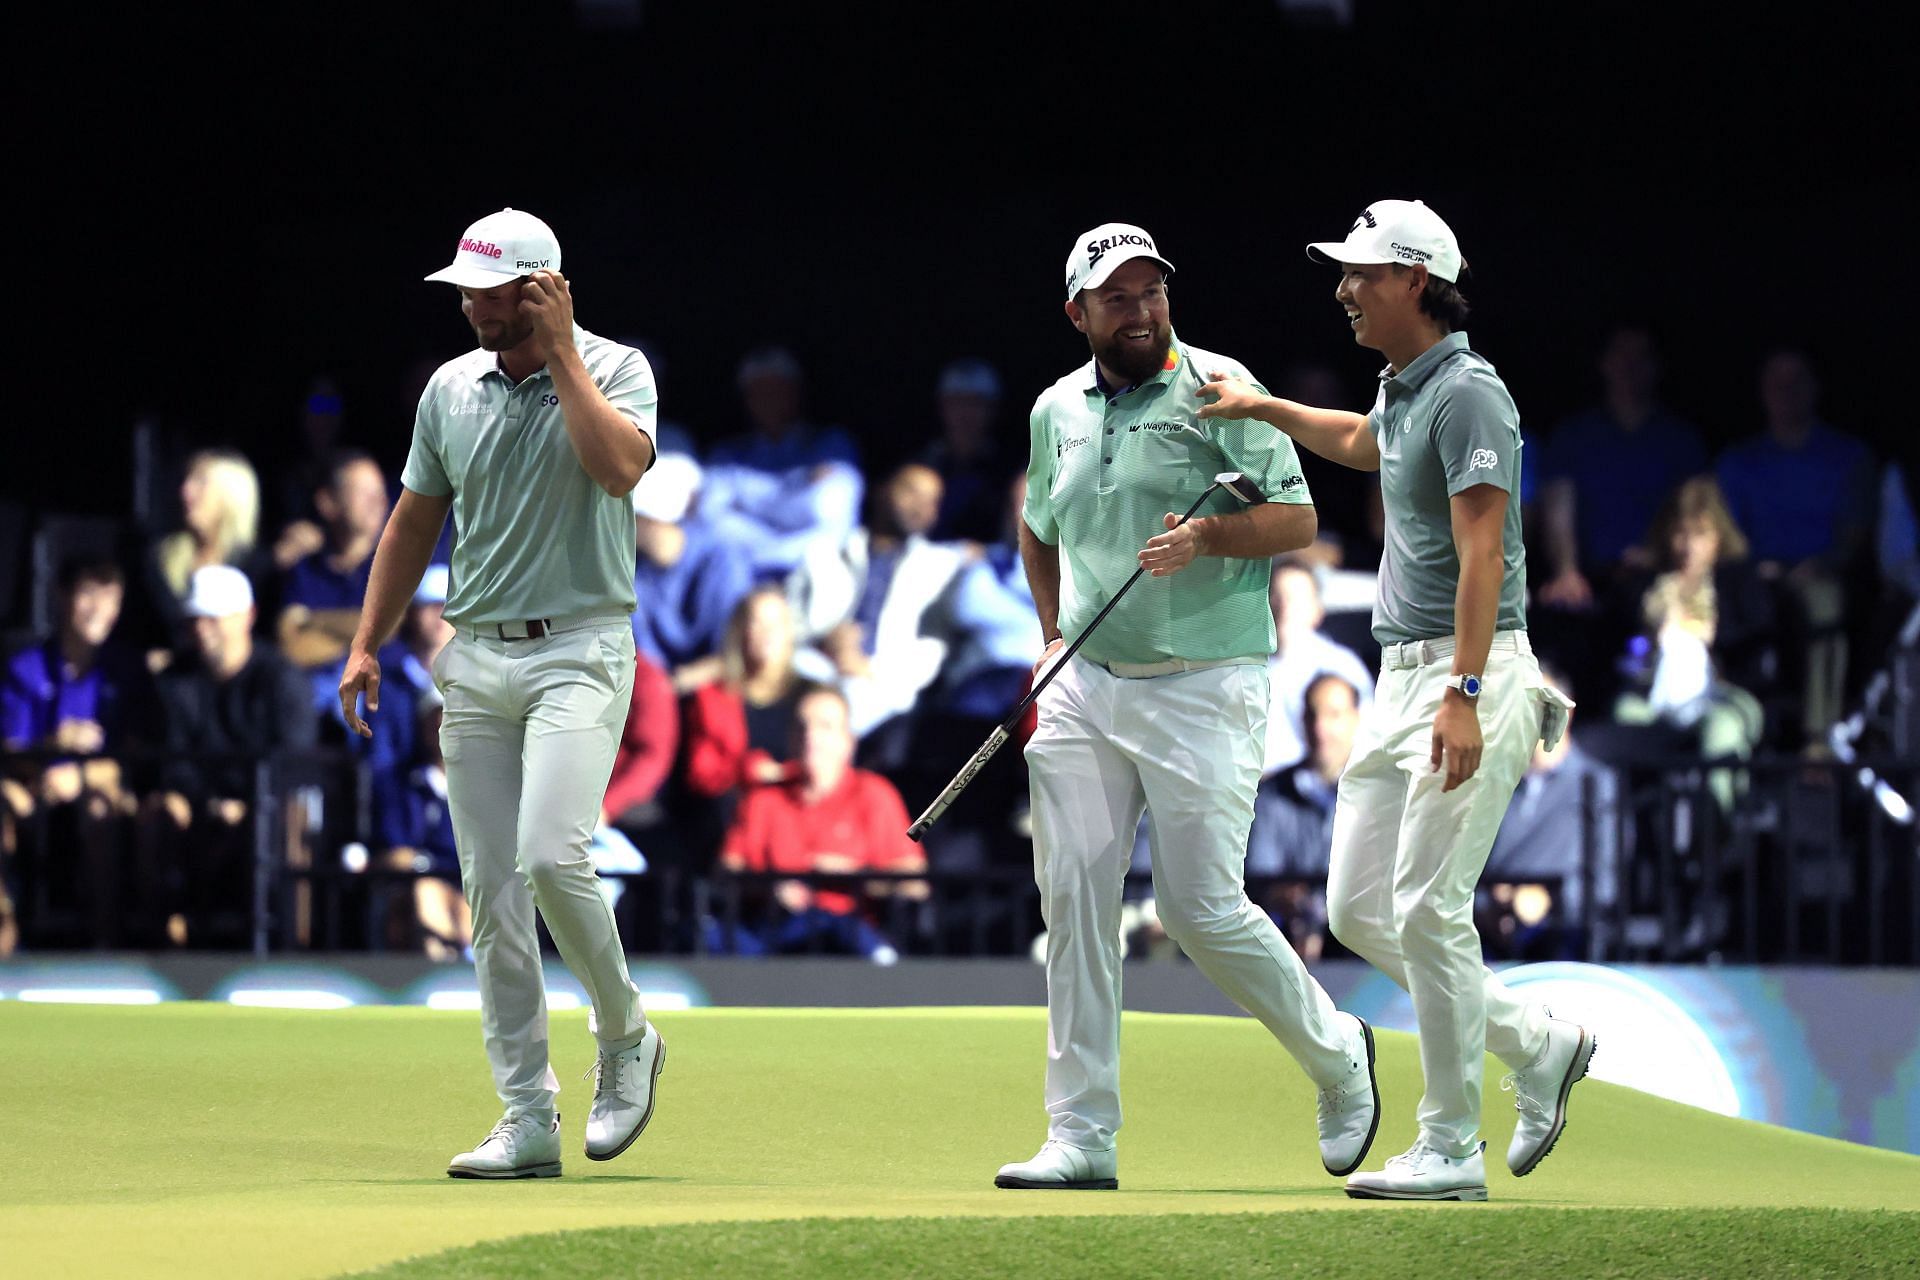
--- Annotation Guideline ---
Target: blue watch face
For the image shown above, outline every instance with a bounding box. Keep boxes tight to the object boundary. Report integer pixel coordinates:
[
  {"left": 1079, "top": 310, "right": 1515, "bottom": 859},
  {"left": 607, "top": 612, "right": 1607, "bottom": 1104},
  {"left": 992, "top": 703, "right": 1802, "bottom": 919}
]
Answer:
[{"left": 1462, "top": 675, "right": 1482, "bottom": 697}]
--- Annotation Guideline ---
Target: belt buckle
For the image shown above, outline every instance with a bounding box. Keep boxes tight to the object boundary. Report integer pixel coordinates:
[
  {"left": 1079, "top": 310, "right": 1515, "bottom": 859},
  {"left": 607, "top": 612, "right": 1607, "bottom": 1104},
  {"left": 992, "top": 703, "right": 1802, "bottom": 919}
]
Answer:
[{"left": 495, "top": 619, "right": 549, "bottom": 640}]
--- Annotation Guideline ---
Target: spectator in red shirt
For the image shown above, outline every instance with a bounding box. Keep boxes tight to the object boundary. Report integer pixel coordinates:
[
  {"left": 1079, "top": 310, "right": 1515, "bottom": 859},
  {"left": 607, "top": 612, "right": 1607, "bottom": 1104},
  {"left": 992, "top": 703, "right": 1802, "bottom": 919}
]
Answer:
[
  {"left": 712, "top": 684, "right": 926, "bottom": 960},
  {"left": 601, "top": 651, "right": 680, "bottom": 840},
  {"left": 683, "top": 586, "right": 806, "bottom": 801}
]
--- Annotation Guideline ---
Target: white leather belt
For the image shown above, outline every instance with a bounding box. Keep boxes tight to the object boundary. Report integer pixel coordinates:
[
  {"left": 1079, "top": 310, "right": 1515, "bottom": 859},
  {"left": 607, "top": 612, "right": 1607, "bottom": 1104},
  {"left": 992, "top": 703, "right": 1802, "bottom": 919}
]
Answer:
[
  {"left": 1101, "top": 655, "right": 1264, "bottom": 680},
  {"left": 1379, "top": 629, "right": 1530, "bottom": 670},
  {"left": 460, "top": 612, "right": 628, "bottom": 642}
]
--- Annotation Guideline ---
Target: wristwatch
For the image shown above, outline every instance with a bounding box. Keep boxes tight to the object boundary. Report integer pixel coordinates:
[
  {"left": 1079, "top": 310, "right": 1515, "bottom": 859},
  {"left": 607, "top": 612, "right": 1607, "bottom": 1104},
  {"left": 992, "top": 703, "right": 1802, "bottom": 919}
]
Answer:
[{"left": 1445, "top": 673, "right": 1483, "bottom": 699}]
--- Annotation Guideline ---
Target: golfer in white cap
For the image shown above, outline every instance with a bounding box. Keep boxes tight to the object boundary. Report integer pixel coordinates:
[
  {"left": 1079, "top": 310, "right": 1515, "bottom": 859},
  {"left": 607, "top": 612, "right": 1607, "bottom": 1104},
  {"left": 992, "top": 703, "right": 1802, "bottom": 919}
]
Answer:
[
  {"left": 996, "top": 222, "right": 1380, "bottom": 1193},
  {"left": 341, "top": 209, "right": 668, "bottom": 1179},
  {"left": 1198, "top": 200, "right": 1595, "bottom": 1201}
]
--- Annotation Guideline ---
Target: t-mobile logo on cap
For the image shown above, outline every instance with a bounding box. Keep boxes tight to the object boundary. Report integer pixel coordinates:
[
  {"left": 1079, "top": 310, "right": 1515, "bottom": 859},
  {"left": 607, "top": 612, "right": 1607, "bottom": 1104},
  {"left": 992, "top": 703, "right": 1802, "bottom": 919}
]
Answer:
[{"left": 460, "top": 237, "right": 503, "bottom": 259}]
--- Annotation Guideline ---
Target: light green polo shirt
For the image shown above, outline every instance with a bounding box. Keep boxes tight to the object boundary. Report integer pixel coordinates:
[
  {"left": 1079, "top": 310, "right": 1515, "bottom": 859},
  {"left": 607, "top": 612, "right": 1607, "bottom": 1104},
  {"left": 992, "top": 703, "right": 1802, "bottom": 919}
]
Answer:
[
  {"left": 1369, "top": 330, "right": 1528, "bottom": 644},
  {"left": 1022, "top": 335, "right": 1311, "bottom": 666},
  {"left": 402, "top": 325, "right": 656, "bottom": 627}
]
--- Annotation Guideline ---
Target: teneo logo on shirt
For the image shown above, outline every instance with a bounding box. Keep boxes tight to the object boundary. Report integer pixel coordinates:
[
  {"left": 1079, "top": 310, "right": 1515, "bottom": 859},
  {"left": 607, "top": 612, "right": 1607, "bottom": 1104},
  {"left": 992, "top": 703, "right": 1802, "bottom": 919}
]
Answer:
[
  {"left": 1468, "top": 448, "right": 1499, "bottom": 470},
  {"left": 459, "top": 237, "right": 503, "bottom": 259},
  {"left": 1057, "top": 435, "right": 1090, "bottom": 459}
]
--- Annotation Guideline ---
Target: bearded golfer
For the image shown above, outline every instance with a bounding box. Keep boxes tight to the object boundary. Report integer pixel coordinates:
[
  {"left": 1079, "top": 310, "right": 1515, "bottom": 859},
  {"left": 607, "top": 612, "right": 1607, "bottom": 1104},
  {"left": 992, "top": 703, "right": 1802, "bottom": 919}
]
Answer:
[
  {"left": 997, "top": 223, "right": 1379, "bottom": 1192},
  {"left": 341, "top": 208, "right": 666, "bottom": 1178},
  {"left": 1199, "top": 200, "right": 1595, "bottom": 1201}
]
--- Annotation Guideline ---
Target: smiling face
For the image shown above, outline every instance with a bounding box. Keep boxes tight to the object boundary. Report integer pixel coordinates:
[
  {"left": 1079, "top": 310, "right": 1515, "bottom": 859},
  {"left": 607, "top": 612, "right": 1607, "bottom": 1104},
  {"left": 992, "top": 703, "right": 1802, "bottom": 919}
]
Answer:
[
  {"left": 1067, "top": 258, "right": 1172, "bottom": 386},
  {"left": 458, "top": 279, "right": 534, "bottom": 352},
  {"left": 1333, "top": 261, "right": 1425, "bottom": 359}
]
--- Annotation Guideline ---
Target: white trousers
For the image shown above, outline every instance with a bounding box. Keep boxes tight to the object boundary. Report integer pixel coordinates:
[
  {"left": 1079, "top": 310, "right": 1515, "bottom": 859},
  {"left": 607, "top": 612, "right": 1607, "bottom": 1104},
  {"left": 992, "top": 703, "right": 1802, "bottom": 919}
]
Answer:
[
  {"left": 1024, "top": 656, "right": 1351, "bottom": 1151},
  {"left": 435, "top": 620, "right": 648, "bottom": 1120},
  {"left": 1326, "top": 631, "right": 1550, "bottom": 1156}
]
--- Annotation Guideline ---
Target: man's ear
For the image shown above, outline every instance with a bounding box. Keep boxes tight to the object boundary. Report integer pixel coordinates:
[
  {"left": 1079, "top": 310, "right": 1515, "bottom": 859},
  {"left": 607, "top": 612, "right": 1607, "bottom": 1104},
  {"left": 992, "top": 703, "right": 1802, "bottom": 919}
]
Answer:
[
  {"left": 1064, "top": 297, "right": 1088, "bottom": 335},
  {"left": 1405, "top": 263, "right": 1428, "bottom": 297}
]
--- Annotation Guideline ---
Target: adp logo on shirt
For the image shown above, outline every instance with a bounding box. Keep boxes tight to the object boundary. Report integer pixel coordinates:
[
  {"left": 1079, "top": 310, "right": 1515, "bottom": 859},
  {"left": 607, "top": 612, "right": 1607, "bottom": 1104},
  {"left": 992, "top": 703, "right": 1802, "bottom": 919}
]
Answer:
[{"left": 1467, "top": 448, "right": 1499, "bottom": 471}]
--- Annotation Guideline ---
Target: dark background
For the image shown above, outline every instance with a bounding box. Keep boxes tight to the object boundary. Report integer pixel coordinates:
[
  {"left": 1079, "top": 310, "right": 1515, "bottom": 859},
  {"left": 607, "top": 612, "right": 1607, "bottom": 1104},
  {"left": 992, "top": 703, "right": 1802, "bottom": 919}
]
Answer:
[{"left": 18, "top": 0, "right": 1897, "bottom": 516}]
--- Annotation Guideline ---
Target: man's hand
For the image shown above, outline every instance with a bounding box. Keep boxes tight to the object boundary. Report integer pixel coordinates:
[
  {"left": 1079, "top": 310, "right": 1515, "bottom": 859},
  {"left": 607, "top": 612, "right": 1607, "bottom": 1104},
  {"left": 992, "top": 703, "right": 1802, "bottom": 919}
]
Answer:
[
  {"left": 53, "top": 718, "right": 105, "bottom": 754},
  {"left": 1537, "top": 566, "right": 1593, "bottom": 609},
  {"left": 210, "top": 798, "right": 248, "bottom": 827},
  {"left": 520, "top": 270, "right": 576, "bottom": 361},
  {"left": 339, "top": 647, "right": 382, "bottom": 739},
  {"left": 1430, "top": 693, "right": 1483, "bottom": 792},
  {"left": 1031, "top": 636, "right": 1066, "bottom": 686},
  {"left": 1195, "top": 371, "right": 1270, "bottom": 422},
  {"left": 1139, "top": 511, "right": 1209, "bottom": 577},
  {"left": 774, "top": 879, "right": 813, "bottom": 914}
]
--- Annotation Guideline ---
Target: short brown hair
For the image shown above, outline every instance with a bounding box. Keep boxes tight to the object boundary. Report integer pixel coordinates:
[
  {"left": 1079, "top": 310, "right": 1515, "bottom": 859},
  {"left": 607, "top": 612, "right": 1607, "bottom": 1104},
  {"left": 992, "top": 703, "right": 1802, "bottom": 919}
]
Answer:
[{"left": 1656, "top": 474, "right": 1750, "bottom": 563}]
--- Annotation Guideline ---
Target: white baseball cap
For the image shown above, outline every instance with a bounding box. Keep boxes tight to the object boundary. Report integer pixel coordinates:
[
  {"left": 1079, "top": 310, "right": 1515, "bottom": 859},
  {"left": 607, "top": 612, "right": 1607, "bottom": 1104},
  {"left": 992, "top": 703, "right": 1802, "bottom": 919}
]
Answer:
[
  {"left": 1064, "top": 222, "right": 1175, "bottom": 300},
  {"left": 632, "top": 452, "right": 703, "bottom": 523},
  {"left": 424, "top": 208, "right": 561, "bottom": 289},
  {"left": 184, "top": 565, "right": 254, "bottom": 618},
  {"left": 1306, "top": 199, "right": 1464, "bottom": 283}
]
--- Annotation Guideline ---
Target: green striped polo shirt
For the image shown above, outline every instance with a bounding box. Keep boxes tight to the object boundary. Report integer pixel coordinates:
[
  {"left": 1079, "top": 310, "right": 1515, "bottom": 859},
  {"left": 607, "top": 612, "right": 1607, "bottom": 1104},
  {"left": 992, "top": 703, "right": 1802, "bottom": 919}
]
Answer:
[
  {"left": 401, "top": 325, "right": 657, "bottom": 627},
  {"left": 1022, "top": 335, "right": 1311, "bottom": 666}
]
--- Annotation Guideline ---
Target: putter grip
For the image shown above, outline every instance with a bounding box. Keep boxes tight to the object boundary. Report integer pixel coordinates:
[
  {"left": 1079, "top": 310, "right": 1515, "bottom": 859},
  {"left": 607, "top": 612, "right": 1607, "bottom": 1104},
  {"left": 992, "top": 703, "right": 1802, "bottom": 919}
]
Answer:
[{"left": 906, "top": 725, "right": 1011, "bottom": 842}]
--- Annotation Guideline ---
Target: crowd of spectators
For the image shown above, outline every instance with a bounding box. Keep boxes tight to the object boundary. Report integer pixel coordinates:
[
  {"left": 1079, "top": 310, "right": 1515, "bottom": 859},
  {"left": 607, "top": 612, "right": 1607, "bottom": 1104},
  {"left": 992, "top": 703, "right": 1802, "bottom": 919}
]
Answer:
[{"left": 1, "top": 329, "right": 1908, "bottom": 964}]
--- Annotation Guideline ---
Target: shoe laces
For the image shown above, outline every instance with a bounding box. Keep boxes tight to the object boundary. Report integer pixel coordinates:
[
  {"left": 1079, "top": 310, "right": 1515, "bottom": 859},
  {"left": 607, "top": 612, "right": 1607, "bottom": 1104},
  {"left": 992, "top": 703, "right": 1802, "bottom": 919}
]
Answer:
[
  {"left": 1387, "top": 1140, "right": 1435, "bottom": 1169},
  {"left": 480, "top": 1116, "right": 520, "bottom": 1152},
  {"left": 585, "top": 1053, "right": 620, "bottom": 1094},
  {"left": 1501, "top": 1071, "right": 1552, "bottom": 1124}
]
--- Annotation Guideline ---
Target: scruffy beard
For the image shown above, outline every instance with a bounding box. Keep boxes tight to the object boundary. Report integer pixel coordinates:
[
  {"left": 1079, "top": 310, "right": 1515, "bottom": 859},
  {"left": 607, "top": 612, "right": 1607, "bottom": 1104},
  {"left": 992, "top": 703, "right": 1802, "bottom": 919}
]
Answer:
[
  {"left": 1092, "top": 323, "right": 1171, "bottom": 386},
  {"left": 475, "top": 317, "right": 534, "bottom": 352}
]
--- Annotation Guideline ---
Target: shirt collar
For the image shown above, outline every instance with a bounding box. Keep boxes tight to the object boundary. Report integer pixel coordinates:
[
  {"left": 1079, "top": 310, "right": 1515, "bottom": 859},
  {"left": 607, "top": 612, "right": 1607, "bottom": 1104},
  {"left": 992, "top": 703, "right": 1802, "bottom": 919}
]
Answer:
[{"left": 1378, "top": 330, "right": 1470, "bottom": 395}]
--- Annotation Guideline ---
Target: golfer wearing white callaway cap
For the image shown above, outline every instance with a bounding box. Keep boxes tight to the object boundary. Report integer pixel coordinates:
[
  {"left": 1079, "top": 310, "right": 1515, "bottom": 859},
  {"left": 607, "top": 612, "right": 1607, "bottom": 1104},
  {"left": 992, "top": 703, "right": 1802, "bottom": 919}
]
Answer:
[
  {"left": 996, "top": 223, "right": 1380, "bottom": 1192},
  {"left": 1199, "top": 200, "right": 1595, "bottom": 1201},
  {"left": 340, "top": 208, "right": 667, "bottom": 1179}
]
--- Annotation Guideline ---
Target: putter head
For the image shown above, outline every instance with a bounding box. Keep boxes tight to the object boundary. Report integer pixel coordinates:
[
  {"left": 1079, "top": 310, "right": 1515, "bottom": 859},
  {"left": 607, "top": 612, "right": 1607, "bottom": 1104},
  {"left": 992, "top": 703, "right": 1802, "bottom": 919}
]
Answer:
[{"left": 1213, "top": 471, "right": 1268, "bottom": 506}]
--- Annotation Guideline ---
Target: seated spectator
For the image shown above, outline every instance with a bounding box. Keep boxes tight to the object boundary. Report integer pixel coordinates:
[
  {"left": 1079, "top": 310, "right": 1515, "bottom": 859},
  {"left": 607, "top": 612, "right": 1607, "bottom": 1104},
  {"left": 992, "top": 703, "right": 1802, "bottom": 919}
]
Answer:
[
  {"left": 1484, "top": 664, "right": 1620, "bottom": 957},
  {"left": 375, "top": 692, "right": 471, "bottom": 962},
  {"left": 1614, "top": 477, "right": 1773, "bottom": 813},
  {"left": 142, "top": 449, "right": 274, "bottom": 660},
  {"left": 277, "top": 450, "right": 390, "bottom": 721},
  {"left": 919, "top": 359, "right": 1015, "bottom": 546},
  {"left": 628, "top": 452, "right": 752, "bottom": 691},
  {"left": 1537, "top": 327, "right": 1707, "bottom": 609},
  {"left": 682, "top": 586, "right": 807, "bottom": 861},
  {"left": 363, "top": 567, "right": 456, "bottom": 863},
  {"left": 788, "top": 463, "right": 966, "bottom": 750},
  {"left": 136, "top": 566, "right": 316, "bottom": 946},
  {"left": 2, "top": 556, "right": 154, "bottom": 945},
  {"left": 1263, "top": 559, "right": 1374, "bottom": 776},
  {"left": 701, "top": 347, "right": 863, "bottom": 579},
  {"left": 601, "top": 649, "right": 681, "bottom": 842},
  {"left": 1248, "top": 672, "right": 1364, "bottom": 961},
  {"left": 712, "top": 684, "right": 926, "bottom": 961},
  {"left": 1714, "top": 349, "right": 1873, "bottom": 748},
  {"left": 265, "top": 376, "right": 349, "bottom": 572}
]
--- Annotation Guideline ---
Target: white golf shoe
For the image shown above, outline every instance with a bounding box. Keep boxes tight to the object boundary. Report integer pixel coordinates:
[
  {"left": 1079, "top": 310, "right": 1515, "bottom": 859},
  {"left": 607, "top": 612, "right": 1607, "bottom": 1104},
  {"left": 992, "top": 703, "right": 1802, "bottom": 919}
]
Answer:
[
  {"left": 584, "top": 1022, "right": 666, "bottom": 1161},
  {"left": 1345, "top": 1140, "right": 1488, "bottom": 1201},
  {"left": 1317, "top": 1012, "right": 1380, "bottom": 1176},
  {"left": 447, "top": 1111, "right": 562, "bottom": 1179},
  {"left": 1503, "top": 1014, "right": 1597, "bottom": 1176},
  {"left": 994, "top": 1140, "right": 1119, "bottom": 1190}
]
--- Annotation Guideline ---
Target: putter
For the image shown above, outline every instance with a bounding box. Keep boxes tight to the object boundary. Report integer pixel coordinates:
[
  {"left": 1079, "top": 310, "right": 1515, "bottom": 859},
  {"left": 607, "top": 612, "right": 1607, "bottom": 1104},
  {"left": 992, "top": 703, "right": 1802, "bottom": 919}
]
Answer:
[{"left": 907, "top": 468, "right": 1267, "bottom": 841}]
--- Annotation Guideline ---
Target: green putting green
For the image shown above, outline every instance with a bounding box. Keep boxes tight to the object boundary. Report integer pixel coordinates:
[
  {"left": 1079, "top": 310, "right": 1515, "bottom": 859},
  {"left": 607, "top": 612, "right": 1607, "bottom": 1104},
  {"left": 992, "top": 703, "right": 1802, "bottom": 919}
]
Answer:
[{"left": 3, "top": 1003, "right": 1916, "bottom": 1279}]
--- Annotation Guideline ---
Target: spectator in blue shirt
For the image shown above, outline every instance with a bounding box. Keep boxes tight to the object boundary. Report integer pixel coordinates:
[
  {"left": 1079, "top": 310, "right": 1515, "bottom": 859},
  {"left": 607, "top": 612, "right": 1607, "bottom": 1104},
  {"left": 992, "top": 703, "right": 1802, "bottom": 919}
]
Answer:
[
  {"left": 362, "top": 565, "right": 456, "bottom": 866},
  {"left": 1538, "top": 327, "right": 1707, "bottom": 609},
  {"left": 628, "top": 452, "right": 753, "bottom": 691},
  {"left": 702, "top": 347, "right": 865, "bottom": 580},
  {"left": 1714, "top": 349, "right": 1873, "bottom": 745},
  {"left": 2, "top": 556, "right": 154, "bottom": 945},
  {"left": 375, "top": 689, "right": 470, "bottom": 962},
  {"left": 276, "top": 450, "right": 389, "bottom": 721},
  {"left": 920, "top": 359, "right": 1016, "bottom": 546}
]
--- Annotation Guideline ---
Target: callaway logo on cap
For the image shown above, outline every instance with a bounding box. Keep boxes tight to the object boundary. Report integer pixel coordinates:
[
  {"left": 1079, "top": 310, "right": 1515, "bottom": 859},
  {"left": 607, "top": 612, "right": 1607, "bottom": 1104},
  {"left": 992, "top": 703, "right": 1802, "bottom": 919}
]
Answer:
[
  {"left": 425, "top": 208, "right": 562, "bottom": 289},
  {"left": 1064, "top": 222, "right": 1176, "bottom": 300},
  {"left": 1305, "top": 199, "right": 1464, "bottom": 283}
]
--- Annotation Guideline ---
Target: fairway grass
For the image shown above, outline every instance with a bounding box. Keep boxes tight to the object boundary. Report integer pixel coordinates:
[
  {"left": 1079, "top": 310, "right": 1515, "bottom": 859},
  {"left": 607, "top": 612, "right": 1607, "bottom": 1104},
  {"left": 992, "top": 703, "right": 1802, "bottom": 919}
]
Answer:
[{"left": 3, "top": 1003, "right": 1916, "bottom": 1279}]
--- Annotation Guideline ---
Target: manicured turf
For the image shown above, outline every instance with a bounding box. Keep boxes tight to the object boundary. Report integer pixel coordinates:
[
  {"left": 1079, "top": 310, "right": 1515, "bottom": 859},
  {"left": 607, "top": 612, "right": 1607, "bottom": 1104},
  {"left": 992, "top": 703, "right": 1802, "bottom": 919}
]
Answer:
[{"left": 3, "top": 1003, "right": 1916, "bottom": 1279}]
